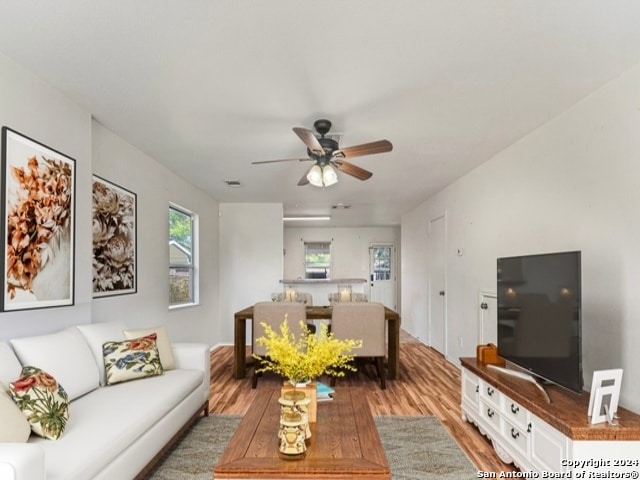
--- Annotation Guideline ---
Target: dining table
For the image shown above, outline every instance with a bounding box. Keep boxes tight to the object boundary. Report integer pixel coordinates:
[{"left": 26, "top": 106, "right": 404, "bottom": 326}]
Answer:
[{"left": 233, "top": 304, "right": 401, "bottom": 380}]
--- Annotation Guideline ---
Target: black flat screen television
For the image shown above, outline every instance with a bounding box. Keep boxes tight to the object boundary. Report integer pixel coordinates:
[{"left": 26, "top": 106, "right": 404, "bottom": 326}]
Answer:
[{"left": 497, "top": 251, "right": 583, "bottom": 393}]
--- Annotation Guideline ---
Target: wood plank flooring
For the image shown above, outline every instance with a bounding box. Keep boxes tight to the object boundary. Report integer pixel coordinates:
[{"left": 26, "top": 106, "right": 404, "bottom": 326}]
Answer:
[{"left": 208, "top": 332, "right": 516, "bottom": 474}]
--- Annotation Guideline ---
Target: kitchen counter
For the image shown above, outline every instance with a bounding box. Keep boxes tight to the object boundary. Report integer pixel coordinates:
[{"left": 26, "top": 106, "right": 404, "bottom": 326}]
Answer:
[{"left": 280, "top": 278, "right": 367, "bottom": 284}]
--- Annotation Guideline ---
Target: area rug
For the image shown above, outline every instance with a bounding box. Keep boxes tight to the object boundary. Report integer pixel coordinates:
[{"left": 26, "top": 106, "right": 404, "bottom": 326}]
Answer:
[{"left": 143, "top": 415, "right": 477, "bottom": 480}]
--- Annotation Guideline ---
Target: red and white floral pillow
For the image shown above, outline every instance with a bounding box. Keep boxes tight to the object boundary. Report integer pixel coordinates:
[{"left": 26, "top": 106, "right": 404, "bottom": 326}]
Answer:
[{"left": 9, "top": 366, "right": 69, "bottom": 440}]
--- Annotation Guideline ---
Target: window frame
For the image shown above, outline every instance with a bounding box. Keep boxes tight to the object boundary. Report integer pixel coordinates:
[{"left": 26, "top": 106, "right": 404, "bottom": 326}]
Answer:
[
  {"left": 304, "top": 241, "right": 331, "bottom": 280},
  {"left": 169, "top": 203, "right": 199, "bottom": 308}
]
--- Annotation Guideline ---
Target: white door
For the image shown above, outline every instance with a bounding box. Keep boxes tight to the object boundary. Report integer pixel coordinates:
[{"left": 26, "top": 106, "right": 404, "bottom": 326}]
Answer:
[
  {"left": 478, "top": 291, "right": 497, "bottom": 345},
  {"left": 369, "top": 244, "right": 396, "bottom": 309},
  {"left": 428, "top": 215, "right": 447, "bottom": 355}
]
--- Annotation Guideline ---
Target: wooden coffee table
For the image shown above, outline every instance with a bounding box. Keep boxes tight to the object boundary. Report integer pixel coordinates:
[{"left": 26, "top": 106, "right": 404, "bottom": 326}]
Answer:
[{"left": 214, "top": 388, "right": 390, "bottom": 479}]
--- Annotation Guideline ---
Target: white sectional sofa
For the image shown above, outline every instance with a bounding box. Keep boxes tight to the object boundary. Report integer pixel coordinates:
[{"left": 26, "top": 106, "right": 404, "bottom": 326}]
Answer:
[{"left": 0, "top": 321, "right": 210, "bottom": 480}]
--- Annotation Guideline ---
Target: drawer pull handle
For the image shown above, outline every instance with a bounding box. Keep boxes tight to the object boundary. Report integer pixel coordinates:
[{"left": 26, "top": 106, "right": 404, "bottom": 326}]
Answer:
[
  {"left": 475, "top": 386, "right": 479, "bottom": 393},
  {"left": 527, "top": 423, "right": 532, "bottom": 433},
  {"left": 487, "top": 387, "right": 494, "bottom": 396},
  {"left": 511, "top": 404, "right": 519, "bottom": 414},
  {"left": 511, "top": 428, "right": 520, "bottom": 439},
  {"left": 487, "top": 408, "right": 495, "bottom": 418}
]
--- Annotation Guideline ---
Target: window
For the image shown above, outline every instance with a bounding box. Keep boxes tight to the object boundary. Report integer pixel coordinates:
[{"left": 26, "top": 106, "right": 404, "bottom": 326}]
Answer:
[
  {"left": 304, "top": 242, "right": 331, "bottom": 279},
  {"left": 372, "top": 245, "right": 392, "bottom": 280},
  {"left": 169, "top": 205, "right": 197, "bottom": 306}
]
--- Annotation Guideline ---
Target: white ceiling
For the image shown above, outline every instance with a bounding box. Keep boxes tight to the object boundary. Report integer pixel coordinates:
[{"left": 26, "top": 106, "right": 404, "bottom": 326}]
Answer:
[{"left": 1, "top": 1, "right": 640, "bottom": 226}]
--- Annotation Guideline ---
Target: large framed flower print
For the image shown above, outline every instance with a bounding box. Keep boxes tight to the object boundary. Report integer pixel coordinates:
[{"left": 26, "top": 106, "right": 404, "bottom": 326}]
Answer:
[
  {"left": 1, "top": 127, "right": 76, "bottom": 311},
  {"left": 92, "top": 175, "right": 137, "bottom": 298}
]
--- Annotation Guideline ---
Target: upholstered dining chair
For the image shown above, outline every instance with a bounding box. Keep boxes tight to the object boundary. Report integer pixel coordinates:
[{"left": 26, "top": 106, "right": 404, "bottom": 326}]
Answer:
[
  {"left": 328, "top": 292, "right": 367, "bottom": 304},
  {"left": 295, "top": 292, "right": 313, "bottom": 305},
  {"left": 271, "top": 292, "right": 316, "bottom": 332},
  {"left": 330, "top": 302, "right": 386, "bottom": 389},
  {"left": 252, "top": 301, "right": 307, "bottom": 388}
]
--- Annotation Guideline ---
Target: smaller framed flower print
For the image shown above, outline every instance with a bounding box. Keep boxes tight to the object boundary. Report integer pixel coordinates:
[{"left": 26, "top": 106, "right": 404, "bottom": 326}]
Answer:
[{"left": 92, "top": 175, "right": 137, "bottom": 298}]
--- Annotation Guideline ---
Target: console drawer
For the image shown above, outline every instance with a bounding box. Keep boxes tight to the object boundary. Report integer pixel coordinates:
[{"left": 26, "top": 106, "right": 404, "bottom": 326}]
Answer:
[
  {"left": 480, "top": 400, "right": 501, "bottom": 431},
  {"left": 503, "top": 419, "right": 530, "bottom": 457},
  {"left": 503, "top": 398, "right": 528, "bottom": 430},
  {"left": 480, "top": 380, "right": 502, "bottom": 409}
]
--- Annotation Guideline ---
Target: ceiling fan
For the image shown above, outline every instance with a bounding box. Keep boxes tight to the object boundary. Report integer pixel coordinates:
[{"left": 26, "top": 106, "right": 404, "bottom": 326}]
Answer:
[{"left": 251, "top": 119, "right": 393, "bottom": 187}]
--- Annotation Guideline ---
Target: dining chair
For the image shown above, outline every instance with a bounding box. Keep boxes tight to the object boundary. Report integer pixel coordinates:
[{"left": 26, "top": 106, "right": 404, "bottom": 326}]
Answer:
[
  {"left": 329, "top": 292, "right": 367, "bottom": 304},
  {"left": 295, "top": 292, "right": 313, "bottom": 305},
  {"left": 330, "top": 302, "right": 386, "bottom": 389},
  {"left": 252, "top": 301, "right": 307, "bottom": 388},
  {"left": 271, "top": 292, "right": 316, "bottom": 332}
]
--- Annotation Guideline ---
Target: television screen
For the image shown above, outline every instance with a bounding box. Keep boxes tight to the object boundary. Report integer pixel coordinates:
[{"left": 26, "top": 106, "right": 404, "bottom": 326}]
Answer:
[{"left": 497, "top": 251, "right": 583, "bottom": 392}]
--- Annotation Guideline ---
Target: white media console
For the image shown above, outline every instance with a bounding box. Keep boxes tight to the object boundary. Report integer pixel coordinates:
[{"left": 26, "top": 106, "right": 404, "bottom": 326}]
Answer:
[{"left": 460, "top": 357, "right": 640, "bottom": 475}]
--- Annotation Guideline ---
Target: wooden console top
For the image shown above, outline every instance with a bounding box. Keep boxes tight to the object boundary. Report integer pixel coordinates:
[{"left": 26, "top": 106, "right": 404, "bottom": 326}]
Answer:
[{"left": 460, "top": 357, "right": 640, "bottom": 441}]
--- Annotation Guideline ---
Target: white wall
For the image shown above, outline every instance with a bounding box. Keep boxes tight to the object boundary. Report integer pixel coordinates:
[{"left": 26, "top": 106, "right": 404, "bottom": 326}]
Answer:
[
  {"left": 91, "top": 121, "right": 220, "bottom": 346},
  {"left": 0, "top": 52, "right": 220, "bottom": 347},
  {"left": 218, "top": 203, "right": 283, "bottom": 344},
  {"left": 401, "top": 63, "right": 640, "bottom": 412},
  {"left": 284, "top": 226, "right": 401, "bottom": 307},
  {"left": 0, "top": 52, "right": 93, "bottom": 339}
]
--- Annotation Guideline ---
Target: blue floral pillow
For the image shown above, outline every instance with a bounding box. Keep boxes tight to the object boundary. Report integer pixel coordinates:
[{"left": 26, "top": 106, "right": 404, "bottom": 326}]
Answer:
[
  {"left": 9, "top": 366, "right": 69, "bottom": 440},
  {"left": 102, "top": 333, "right": 163, "bottom": 385}
]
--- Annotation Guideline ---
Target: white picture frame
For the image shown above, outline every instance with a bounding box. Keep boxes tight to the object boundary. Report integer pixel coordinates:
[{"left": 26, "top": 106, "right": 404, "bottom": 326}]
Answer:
[{"left": 588, "top": 369, "right": 623, "bottom": 424}]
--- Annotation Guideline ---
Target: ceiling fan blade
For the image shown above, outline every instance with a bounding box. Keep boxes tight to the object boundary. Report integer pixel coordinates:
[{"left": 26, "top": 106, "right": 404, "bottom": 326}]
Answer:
[
  {"left": 333, "top": 139, "right": 392, "bottom": 159},
  {"left": 293, "top": 127, "right": 325, "bottom": 155},
  {"left": 251, "top": 158, "right": 310, "bottom": 165},
  {"left": 297, "top": 166, "right": 313, "bottom": 186},
  {"left": 333, "top": 160, "right": 373, "bottom": 181}
]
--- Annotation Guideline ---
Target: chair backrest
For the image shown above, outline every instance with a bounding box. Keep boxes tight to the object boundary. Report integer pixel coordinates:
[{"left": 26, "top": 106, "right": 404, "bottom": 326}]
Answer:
[
  {"left": 271, "top": 292, "right": 313, "bottom": 305},
  {"left": 252, "top": 301, "right": 307, "bottom": 356},
  {"left": 329, "top": 292, "right": 367, "bottom": 304},
  {"left": 296, "top": 292, "right": 313, "bottom": 306},
  {"left": 330, "top": 302, "right": 385, "bottom": 357}
]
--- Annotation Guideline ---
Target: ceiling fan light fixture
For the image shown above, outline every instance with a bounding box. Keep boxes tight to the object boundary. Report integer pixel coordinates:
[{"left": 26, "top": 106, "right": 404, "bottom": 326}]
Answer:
[
  {"left": 322, "top": 165, "right": 338, "bottom": 186},
  {"left": 307, "top": 164, "right": 324, "bottom": 187}
]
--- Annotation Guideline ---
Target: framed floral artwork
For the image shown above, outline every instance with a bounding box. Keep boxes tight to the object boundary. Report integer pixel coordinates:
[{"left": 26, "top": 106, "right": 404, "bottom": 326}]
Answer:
[
  {"left": 1, "top": 127, "right": 76, "bottom": 311},
  {"left": 92, "top": 175, "right": 137, "bottom": 298}
]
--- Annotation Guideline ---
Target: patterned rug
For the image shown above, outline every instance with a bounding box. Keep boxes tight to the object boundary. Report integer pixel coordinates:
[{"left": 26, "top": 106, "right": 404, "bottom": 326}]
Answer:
[{"left": 143, "top": 415, "right": 477, "bottom": 480}]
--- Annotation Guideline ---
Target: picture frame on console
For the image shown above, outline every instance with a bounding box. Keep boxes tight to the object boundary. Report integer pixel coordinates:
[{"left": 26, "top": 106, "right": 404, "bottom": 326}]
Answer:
[
  {"left": 1, "top": 127, "right": 76, "bottom": 311},
  {"left": 588, "top": 368, "right": 623, "bottom": 425}
]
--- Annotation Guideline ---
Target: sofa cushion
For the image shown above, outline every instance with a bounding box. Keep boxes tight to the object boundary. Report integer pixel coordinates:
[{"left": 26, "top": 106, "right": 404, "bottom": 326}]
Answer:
[
  {"left": 76, "top": 321, "right": 127, "bottom": 386},
  {"left": 0, "top": 342, "right": 23, "bottom": 389},
  {"left": 10, "top": 328, "right": 100, "bottom": 401},
  {"left": 103, "top": 334, "right": 163, "bottom": 385},
  {"left": 123, "top": 325, "right": 176, "bottom": 370},
  {"left": 0, "top": 382, "right": 31, "bottom": 443},
  {"left": 10, "top": 366, "right": 70, "bottom": 440},
  {"left": 28, "top": 368, "right": 203, "bottom": 480}
]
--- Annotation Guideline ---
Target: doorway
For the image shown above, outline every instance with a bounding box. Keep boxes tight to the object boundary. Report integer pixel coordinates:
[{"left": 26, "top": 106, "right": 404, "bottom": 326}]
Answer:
[
  {"left": 369, "top": 243, "right": 396, "bottom": 310},
  {"left": 428, "top": 214, "right": 447, "bottom": 355}
]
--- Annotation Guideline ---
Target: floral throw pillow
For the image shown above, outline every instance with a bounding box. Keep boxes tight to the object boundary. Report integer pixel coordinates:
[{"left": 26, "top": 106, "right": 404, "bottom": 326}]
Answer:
[
  {"left": 103, "top": 333, "right": 163, "bottom": 385},
  {"left": 9, "top": 366, "right": 70, "bottom": 440}
]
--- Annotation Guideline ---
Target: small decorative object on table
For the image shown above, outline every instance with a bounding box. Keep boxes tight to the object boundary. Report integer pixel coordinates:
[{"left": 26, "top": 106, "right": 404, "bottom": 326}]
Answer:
[
  {"left": 279, "top": 390, "right": 311, "bottom": 439},
  {"left": 337, "top": 284, "right": 352, "bottom": 302},
  {"left": 476, "top": 343, "right": 505, "bottom": 366},
  {"left": 278, "top": 411, "right": 307, "bottom": 457},
  {"left": 281, "top": 380, "right": 317, "bottom": 422}
]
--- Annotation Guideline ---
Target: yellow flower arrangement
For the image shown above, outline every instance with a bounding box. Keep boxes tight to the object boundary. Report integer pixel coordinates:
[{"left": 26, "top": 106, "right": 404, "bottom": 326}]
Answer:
[{"left": 253, "top": 317, "right": 362, "bottom": 385}]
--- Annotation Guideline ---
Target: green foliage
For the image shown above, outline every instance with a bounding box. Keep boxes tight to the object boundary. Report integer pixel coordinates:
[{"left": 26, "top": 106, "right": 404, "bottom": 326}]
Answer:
[
  {"left": 169, "top": 208, "right": 192, "bottom": 248},
  {"left": 170, "top": 276, "right": 191, "bottom": 304}
]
